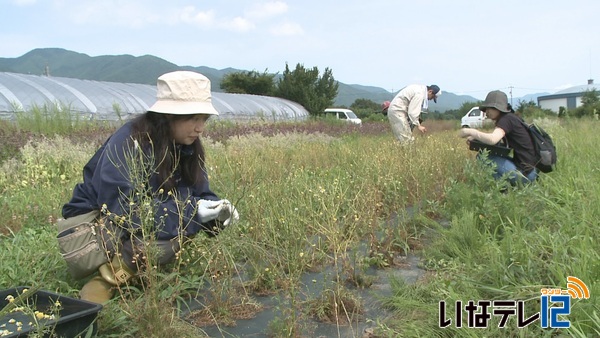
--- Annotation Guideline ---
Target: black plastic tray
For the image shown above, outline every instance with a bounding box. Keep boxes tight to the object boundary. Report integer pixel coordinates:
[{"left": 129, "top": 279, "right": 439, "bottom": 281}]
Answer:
[
  {"left": 0, "top": 286, "right": 102, "bottom": 338},
  {"left": 469, "top": 139, "right": 511, "bottom": 157}
]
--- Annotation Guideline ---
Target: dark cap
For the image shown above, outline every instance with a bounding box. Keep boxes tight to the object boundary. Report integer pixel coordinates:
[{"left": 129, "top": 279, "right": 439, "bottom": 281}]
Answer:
[
  {"left": 480, "top": 90, "right": 510, "bottom": 113},
  {"left": 428, "top": 84, "right": 441, "bottom": 103}
]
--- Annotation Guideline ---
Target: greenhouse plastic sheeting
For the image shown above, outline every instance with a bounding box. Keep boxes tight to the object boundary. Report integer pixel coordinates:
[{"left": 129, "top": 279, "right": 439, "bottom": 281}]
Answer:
[{"left": 0, "top": 72, "right": 309, "bottom": 121}]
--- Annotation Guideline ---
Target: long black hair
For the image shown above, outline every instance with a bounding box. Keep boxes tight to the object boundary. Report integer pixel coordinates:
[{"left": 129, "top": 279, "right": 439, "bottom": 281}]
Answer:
[{"left": 130, "top": 112, "right": 206, "bottom": 193}]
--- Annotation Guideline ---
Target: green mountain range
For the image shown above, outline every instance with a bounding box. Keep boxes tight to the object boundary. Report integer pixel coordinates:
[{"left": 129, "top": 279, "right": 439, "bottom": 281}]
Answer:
[{"left": 0, "top": 48, "right": 479, "bottom": 112}]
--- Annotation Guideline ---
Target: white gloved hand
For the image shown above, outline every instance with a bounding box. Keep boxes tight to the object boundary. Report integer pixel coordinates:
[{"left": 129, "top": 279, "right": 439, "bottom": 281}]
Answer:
[
  {"left": 217, "top": 199, "right": 239, "bottom": 226},
  {"left": 197, "top": 199, "right": 225, "bottom": 223}
]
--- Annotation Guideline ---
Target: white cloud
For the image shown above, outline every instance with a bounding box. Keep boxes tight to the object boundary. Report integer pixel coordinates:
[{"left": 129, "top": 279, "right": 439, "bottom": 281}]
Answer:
[
  {"left": 270, "top": 22, "right": 303, "bottom": 36},
  {"left": 246, "top": 1, "right": 288, "bottom": 20},
  {"left": 179, "top": 6, "right": 215, "bottom": 26},
  {"left": 225, "top": 16, "right": 256, "bottom": 32},
  {"left": 217, "top": 1, "right": 288, "bottom": 33}
]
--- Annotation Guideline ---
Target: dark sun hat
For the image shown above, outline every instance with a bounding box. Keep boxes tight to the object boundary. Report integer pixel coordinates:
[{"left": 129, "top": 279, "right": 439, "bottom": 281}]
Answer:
[{"left": 480, "top": 90, "right": 510, "bottom": 113}]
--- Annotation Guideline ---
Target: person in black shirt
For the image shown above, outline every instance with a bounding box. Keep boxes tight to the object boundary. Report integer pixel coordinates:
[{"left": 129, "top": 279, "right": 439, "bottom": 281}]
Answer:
[{"left": 459, "top": 90, "right": 538, "bottom": 185}]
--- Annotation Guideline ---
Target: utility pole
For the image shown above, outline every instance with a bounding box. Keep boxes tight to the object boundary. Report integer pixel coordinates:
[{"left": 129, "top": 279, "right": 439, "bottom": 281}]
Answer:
[
  {"left": 588, "top": 48, "right": 594, "bottom": 86},
  {"left": 508, "top": 85, "right": 513, "bottom": 106}
]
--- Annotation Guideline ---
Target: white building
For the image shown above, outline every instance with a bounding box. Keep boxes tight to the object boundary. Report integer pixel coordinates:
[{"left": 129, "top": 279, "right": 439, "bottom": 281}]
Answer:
[{"left": 537, "top": 79, "right": 598, "bottom": 113}]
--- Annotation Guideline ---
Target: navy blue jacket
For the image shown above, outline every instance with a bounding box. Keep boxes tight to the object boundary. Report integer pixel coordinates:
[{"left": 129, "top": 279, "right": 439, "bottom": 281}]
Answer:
[{"left": 62, "top": 121, "right": 220, "bottom": 240}]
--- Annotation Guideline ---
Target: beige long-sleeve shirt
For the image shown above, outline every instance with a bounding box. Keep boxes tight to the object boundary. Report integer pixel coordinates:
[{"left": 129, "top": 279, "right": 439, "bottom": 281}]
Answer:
[{"left": 389, "top": 84, "right": 427, "bottom": 126}]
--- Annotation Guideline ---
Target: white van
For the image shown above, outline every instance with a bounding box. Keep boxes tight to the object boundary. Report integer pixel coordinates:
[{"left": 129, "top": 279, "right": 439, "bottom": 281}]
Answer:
[
  {"left": 461, "top": 106, "right": 492, "bottom": 128},
  {"left": 324, "top": 108, "right": 362, "bottom": 125}
]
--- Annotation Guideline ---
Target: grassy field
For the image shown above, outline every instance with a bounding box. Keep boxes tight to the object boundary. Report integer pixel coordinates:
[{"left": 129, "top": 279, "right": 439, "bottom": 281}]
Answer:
[{"left": 0, "top": 113, "right": 598, "bottom": 338}]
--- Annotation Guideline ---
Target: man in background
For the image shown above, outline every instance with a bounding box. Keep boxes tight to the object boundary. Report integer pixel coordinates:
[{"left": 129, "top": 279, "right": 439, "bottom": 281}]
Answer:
[{"left": 387, "top": 84, "right": 441, "bottom": 143}]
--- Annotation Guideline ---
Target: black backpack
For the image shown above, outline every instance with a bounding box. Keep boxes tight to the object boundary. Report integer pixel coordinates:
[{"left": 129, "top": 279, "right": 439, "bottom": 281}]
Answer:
[{"left": 520, "top": 120, "right": 557, "bottom": 173}]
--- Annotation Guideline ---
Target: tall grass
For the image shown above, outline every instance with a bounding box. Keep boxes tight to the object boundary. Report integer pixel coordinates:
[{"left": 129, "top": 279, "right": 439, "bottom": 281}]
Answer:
[
  {"left": 0, "top": 112, "right": 597, "bottom": 337},
  {"left": 379, "top": 118, "right": 600, "bottom": 337},
  {"left": 13, "top": 104, "right": 98, "bottom": 135},
  {"left": 0, "top": 106, "right": 116, "bottom": 164}
]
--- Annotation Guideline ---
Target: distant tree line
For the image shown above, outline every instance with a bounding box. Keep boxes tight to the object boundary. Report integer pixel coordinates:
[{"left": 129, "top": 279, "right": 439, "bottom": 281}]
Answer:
[
  {"left": 220, "top": 63, "right": 338, "bottom": 116},
  {"left": 222, "top": 65, "right": 600, "bottom": 121}
]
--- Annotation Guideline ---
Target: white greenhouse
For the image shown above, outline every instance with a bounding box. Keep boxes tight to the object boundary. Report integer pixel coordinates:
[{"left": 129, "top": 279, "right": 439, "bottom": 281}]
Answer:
[{"left": 0, "top": 72, "right": 309, "bottom": 121}]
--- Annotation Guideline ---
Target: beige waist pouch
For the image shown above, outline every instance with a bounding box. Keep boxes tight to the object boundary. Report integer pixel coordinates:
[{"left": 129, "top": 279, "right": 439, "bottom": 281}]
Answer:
[{"left": 57, "top": 210, "right": 109, "bottom": 280}]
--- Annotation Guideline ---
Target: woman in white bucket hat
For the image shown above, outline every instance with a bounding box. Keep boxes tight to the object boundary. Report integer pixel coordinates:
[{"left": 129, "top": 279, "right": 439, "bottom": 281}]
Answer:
[{"left": 59, "top": 71, "right": 239, "bottom": 303}]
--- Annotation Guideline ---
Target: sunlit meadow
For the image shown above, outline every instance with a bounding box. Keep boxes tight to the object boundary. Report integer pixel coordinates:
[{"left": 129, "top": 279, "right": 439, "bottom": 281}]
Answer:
[{"left": 0, "top": 111, "right": 597, "bottom": 337}]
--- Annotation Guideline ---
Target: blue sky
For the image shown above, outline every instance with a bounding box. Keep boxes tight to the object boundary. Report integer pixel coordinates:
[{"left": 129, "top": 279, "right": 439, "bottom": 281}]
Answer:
[{"left": 1, "top": 0, "right": 599, "bottom": 100}]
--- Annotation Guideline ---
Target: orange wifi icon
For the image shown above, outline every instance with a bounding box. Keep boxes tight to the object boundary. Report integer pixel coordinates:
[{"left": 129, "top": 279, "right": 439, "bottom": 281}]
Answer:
[{"left": 566, "top": 276, "right": 590, "bottom": 299}]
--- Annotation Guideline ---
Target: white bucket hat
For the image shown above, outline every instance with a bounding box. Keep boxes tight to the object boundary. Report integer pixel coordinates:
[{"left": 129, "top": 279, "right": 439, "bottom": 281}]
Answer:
[{"left": 148, "top": 71, "right": 219, "bottom": 115}]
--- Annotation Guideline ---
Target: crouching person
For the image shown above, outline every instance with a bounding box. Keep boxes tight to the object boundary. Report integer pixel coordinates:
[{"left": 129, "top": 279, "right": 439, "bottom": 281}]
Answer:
[
  {"left": 58, "top": 71, "right": 239, "bottom": 304},
  {"left": 459, "top": 90, "right": 538, "bottom": 186}
]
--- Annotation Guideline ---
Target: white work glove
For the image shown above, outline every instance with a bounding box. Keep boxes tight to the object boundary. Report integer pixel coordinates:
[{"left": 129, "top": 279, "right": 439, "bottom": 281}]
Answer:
[
  {"left": 197, "top": 199, "right": 225, "bottom": 223},
  {"left": 217, "top": 199, "right": 239, "bottom": 226}
]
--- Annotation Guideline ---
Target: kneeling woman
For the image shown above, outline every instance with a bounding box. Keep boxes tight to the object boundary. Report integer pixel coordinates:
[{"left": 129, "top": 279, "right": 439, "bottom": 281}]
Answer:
[
  {"left": 60, "top": 71, "right": 238, "bottom": 303},
  {"left": 459, "top": 90, "right": 537, "bottom": 185}
]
